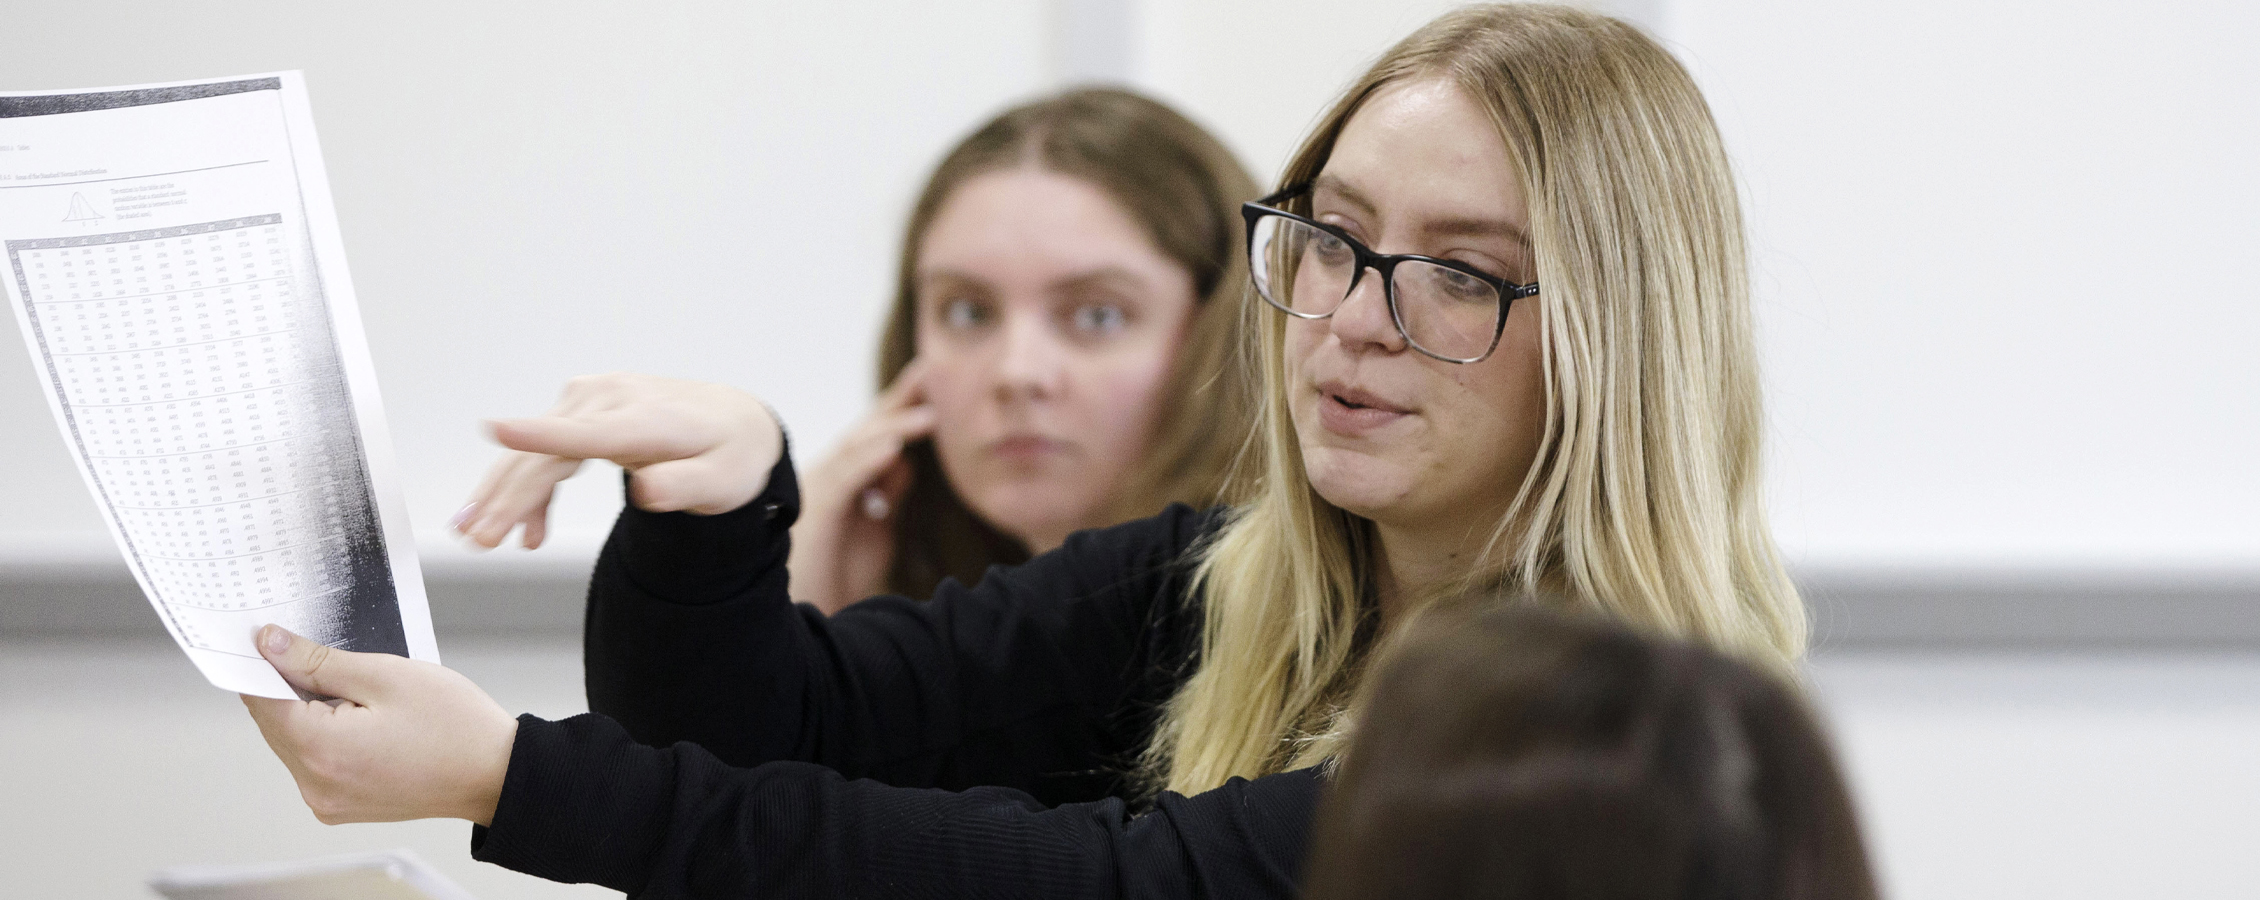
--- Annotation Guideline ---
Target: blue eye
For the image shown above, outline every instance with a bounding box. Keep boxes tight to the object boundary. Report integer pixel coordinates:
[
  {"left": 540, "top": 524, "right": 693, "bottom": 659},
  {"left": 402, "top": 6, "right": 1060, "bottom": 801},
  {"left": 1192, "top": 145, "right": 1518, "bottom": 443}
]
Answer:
[
  {"left": 1435, "top": 266, "right": 1493, "bottom": 300},
  {"left": 1071, "top": 303, "right": 1127, "bottom": 334},
  {"left": 1311, "top": 230, "right": 1354, "bottom": 264},
  {"left": 941, "top": 298, "right": 990, "bottom": 330}
]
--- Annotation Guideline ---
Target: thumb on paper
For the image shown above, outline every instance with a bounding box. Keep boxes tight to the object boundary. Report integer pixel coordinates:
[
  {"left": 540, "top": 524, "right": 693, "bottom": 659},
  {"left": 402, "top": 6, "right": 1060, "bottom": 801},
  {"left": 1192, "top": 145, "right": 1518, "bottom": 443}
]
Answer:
[{"left": 255, "top": 625, "right": 383, "bottom": 703}]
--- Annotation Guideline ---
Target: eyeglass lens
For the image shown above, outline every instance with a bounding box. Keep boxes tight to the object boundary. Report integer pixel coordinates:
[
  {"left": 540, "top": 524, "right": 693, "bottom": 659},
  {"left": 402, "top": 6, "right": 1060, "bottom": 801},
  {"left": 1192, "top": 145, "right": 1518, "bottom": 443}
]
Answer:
[{"left": 1248, "top": 213, "right": 1504, "bottom": 362}]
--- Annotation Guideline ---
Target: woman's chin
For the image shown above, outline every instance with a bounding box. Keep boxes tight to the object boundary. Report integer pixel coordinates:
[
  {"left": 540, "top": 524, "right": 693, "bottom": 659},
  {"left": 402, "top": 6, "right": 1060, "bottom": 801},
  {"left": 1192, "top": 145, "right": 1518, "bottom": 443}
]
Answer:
[
  {"left": 1301, "top": 452, "right": 1416, "bottom": 522},
  {"left": 964, "top": 485, "right": 1101, "bottom": 549}
]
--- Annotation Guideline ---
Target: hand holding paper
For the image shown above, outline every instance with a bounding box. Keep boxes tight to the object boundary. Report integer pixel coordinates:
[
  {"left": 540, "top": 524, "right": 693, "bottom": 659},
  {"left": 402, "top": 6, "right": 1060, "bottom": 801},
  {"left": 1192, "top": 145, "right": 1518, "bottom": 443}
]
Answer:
[{"left": 240, "top": 625, "right": 515, "bottom": 827}]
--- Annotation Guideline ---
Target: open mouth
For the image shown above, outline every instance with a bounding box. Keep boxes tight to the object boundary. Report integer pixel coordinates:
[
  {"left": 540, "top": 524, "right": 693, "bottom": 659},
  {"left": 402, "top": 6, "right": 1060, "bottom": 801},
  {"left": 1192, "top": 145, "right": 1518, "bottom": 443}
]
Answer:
[
  {"left": 1317, "top": 382, "right": 1412, "bottom": 433},
  {"left": 1321, "top": 382, "right": 1411, "bottom": 416},
  {"left": 1329, "top": 392, "right": 1383, "bottom": 412}
]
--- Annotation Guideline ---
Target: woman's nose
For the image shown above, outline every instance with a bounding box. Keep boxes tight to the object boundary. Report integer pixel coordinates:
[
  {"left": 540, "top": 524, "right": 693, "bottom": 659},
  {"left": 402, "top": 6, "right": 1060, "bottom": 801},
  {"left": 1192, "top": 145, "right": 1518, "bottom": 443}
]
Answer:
[
  {"left": 1327, "top": 267, "right": 1407, "bottom": 354},
  {"left": 993, "top": 311, "right": 1065, "bottom": 401}
]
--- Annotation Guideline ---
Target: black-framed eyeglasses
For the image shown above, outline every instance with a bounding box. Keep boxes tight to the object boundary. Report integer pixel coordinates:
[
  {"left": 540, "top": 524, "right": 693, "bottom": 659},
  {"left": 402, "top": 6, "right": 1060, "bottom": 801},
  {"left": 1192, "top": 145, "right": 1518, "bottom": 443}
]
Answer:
[{"left": 1242, "top": 184, "right": 1538, "bottom": 364}]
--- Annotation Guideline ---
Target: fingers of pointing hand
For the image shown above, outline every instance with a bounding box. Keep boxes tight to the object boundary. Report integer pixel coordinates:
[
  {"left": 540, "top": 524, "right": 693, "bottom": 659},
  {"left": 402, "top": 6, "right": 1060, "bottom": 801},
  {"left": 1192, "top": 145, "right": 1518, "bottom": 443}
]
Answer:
[
  {"left": 458, "top": 451, "right": 580, "bottom": 549},
  {"left": 489, "top": 414, "right": 654, "bottom": 463},
  {"left": 504, "top": 372, "right": 700, "bottom": 461},
  {"left": 486, "top": 452, "right": 577, "bottom": 548},
  {"left": 479, "top": 372, "right": 782, "bottom": 520},
  {"left": 547, "top": 371, "right": 633, "bottom": 416},
  {"left": 467, "top": 373, "right": 718, "bottom": 547},
  {"left": 519, "top": 513, "right": 548, "bottom": 550}
]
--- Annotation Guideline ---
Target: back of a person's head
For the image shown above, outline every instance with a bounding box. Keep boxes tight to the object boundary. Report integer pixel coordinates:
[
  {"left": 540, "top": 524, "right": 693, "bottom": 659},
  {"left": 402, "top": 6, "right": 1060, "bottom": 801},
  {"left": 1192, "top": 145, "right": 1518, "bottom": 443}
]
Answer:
[{"left": 1302, "top": 603, "right": 1877, "bottom": 900}]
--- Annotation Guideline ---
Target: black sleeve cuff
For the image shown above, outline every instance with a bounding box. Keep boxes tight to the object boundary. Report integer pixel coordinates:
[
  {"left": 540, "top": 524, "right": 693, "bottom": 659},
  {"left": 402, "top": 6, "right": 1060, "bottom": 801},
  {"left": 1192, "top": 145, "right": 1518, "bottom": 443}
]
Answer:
[
  {"left": 607, "top": 439, "right": 799, "bottom": 606},
  {"left": 471, "top": 713, "right": 675, "bottom": 892}
]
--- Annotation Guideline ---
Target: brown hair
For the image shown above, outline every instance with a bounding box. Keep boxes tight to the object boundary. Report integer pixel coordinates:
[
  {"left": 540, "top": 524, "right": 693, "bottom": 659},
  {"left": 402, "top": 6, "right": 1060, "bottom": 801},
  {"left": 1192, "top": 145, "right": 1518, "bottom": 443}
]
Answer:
[
  {"left": 874, "top": 87, "right": 1261, "bottom": 597},
  {"left": 1304, "top": 602, "right": 1876, "bottom": 900}
]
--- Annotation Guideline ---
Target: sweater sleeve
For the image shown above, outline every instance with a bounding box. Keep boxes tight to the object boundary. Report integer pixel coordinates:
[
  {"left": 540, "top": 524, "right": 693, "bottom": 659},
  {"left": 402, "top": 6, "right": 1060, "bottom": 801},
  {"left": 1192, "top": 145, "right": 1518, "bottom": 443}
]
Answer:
[
  {"left": 471, "top": 712, "right": 1320, "bottom": 900},
  {"left": 583, "top": 450, "right": 1218, "bottom": 801}
]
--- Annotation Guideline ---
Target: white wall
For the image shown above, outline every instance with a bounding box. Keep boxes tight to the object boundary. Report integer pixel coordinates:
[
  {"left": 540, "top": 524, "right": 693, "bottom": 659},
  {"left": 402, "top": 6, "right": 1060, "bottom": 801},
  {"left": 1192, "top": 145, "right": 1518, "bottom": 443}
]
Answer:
[
  {"left": 2, "top": 0, "right": 2255, "bottom": 585},
  {"left": 1122, "top": 0, "right": 1666, "bottom": 185},
  {"left": 1809, "top": 649, "right": 2260, "bottom": 899},
  {"left": 1670, "top": 0, "right": 2260, "bottom": 574}
]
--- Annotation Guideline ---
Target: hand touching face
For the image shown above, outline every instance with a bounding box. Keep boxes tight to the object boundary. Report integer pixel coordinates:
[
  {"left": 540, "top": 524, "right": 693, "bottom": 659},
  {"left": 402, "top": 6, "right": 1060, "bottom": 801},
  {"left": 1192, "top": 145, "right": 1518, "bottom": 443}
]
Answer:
[
  {"left": 1285, "top": 79, "right": 1549, "bottom": 544},
  {"left": 788, "top": 361, "right": 938, "bottom": 612},
  {"left": 913, "top": 168, "right": 1198, "bottom": 553}
]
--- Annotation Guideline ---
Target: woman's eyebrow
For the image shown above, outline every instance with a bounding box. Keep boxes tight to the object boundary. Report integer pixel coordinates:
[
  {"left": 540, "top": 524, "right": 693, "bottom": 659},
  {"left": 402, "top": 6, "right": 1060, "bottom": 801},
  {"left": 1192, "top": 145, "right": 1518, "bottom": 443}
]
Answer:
[
  {"left": 917, "top": 268, "right": 984, "bottom": 286},
  {"left": 1316, "top": 173, "right": 1527, "bottom": 245},
  {"left": 1050, "top": 266, "right": 1147, "bottom": 295},
  {"left": 1311, "top": 174, "right": 1378, "bottom": 217},
  {"left": 1422, "top": 216, "right": 1528, "bottom": 246},
  {"left": 914, "top": 269, "right": 994, "bottom": 298}
]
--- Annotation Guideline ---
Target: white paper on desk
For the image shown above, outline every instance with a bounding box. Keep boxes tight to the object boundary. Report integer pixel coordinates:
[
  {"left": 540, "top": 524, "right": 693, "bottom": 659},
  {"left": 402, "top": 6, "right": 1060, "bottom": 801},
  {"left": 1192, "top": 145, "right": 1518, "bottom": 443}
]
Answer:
[
  {"left": 149, "top": 847, "right": 480, "bottom": 900},
  {"left": 0, "top": 72, "right": 436, "bottom": 698}
]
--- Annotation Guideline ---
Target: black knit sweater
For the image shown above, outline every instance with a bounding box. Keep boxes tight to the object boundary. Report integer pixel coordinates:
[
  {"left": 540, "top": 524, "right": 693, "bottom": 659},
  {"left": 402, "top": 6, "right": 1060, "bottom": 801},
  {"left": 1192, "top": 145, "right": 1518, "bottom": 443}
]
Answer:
[{"left": 468, "top": 451, "right": 1321, "bottom": 898}]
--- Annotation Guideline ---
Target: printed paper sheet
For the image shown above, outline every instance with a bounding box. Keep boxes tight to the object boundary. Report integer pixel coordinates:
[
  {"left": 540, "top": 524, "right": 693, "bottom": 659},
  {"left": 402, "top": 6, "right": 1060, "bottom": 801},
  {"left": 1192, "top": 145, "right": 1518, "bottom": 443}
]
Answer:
[{"left": 0, "top": 73, "right": 436, "bottom": 698}]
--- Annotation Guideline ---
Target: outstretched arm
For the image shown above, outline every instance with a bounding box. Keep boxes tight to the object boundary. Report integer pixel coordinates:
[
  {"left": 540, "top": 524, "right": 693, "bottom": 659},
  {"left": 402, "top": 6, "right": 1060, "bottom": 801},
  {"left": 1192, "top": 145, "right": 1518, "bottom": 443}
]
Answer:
[
  {"left": 475, "top": 712, "right": 1321, "bottom": 900},
  {"left": 241, "top": 625, "right": 1319, "bottom": 899},
  {"left": 587, "top": 465, "right": 1217, "bottom": 800}
]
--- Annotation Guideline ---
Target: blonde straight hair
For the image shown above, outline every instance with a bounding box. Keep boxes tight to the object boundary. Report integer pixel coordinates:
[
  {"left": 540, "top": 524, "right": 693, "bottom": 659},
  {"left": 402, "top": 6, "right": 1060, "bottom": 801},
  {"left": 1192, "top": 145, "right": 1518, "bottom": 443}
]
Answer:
[{"left": 1145, "top": 4, "right": 1807, "bottom": 796}]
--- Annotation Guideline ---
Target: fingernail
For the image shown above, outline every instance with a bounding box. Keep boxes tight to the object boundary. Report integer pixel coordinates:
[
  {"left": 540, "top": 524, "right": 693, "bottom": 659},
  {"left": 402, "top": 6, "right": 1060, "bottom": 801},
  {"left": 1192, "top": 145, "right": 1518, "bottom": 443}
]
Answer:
[
  {"left": 261, "top": 626, "right": 290, "bottom": 655},
  {"left": 449, "top": 502, "right": 479, "bottom": 531}
]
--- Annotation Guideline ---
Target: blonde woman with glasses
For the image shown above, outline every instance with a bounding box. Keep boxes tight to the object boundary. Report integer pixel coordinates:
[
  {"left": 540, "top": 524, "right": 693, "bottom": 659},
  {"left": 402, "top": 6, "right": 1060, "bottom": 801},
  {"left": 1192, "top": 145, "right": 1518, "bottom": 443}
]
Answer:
[{"left": 243, "top": 6, "right": 1808, "bottom": 897}]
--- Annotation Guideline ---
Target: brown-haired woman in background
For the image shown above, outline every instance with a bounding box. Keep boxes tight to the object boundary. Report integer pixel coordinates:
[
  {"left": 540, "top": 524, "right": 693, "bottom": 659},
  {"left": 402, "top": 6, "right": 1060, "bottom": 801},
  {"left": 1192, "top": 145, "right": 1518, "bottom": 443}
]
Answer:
[
  {"left": 1306, "top": 602, "right": 1878, "bottom": 900},
  {"left": 787, "top": 88, "right": 1259, "bottom": 612},
  {"left": 450, "top": 88, "right": 1257, "bottom": 617}
]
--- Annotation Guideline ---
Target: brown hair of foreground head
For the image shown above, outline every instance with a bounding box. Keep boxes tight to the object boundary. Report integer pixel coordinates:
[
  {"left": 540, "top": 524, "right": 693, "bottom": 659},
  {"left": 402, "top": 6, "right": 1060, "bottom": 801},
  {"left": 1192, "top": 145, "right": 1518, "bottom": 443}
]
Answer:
[{"left": 1303, "top": 603, "right": 1878, "bottom": 900}]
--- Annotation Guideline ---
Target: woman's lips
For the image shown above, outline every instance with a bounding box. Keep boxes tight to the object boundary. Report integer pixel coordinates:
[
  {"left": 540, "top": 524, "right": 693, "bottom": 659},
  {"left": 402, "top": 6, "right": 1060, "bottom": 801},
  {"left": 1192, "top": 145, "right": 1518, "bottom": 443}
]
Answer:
[
  {"left": 1316, "top": 382, "right": 1412, "bottom": 436},
  {"left": 987, "top": 434, "right": 1071, "bottom": 464}
]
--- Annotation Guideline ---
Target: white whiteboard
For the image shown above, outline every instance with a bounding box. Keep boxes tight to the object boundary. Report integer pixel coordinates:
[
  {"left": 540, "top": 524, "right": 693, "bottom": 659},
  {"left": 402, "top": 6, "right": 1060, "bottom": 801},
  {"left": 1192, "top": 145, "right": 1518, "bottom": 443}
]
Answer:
[{"left": 1671, "top": 0, "right": 2260, "bottom": 573}]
